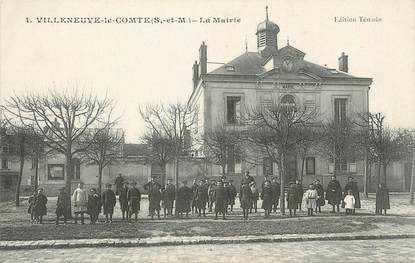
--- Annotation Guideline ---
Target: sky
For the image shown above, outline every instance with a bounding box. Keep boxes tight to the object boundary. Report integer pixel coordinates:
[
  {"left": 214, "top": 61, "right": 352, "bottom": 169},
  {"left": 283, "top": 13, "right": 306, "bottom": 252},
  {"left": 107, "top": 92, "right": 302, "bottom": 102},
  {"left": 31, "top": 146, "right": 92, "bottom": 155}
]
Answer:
[{"left": 1, "top": 0, "right": 414, "bottom": 142}]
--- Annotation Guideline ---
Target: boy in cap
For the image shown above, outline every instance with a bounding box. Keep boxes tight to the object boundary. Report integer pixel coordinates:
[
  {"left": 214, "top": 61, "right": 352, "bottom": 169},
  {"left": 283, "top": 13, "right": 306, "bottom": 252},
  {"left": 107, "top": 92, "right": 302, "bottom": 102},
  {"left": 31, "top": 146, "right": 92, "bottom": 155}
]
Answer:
[
  {"left": 314, "top": 179, "right": 325, "bottom": 213},
  {"left": 249, "top": 182, "right": 259, "bottom": 213},
  {"left": 271, "top": 177, "right": 281, "bottom": 213},
  {"left": 56, "top": 187, "right": 71, "bottom": 225},
  {"left": 119, "top": 181, "right": 129, "bottom": 220},
  {"left": 102, "top": 183, "right": 116, "bottom": 223},
  {"left": 128, "top": 181, "right": 141, "bottom": 222},
  {"left": 240, "top": 181, "right": 253, "bottom": 220},
  {"left": 87, "top": 188, "right": 101, "bottom": 224},
  {"left": 177, "top": 180, "right": 192, "bottom": 218},
  {"left": 195, "top": 179, "right": 208, "bottom": 217},
  {"left": 191, "top": 178, "right": 199, "bottom": 214},
  {"left": 144, "top": 176, "right": 162, "bottom": 216},
  {"left": 228, "top": 180, "right": 237, "bottom": 213},
  {"left": 149, "top": 182, "right": 162, "bottom": 219},
  {"left": 33, "top": 188, "right": 48, "bottom": 224},
  {"left": 213, "top": 181, "right": 227, "bottom": 220},
  {"left": 287, "top": 182, "right": 298, "bottom": 217},
  {"left": 208, "top": 179, "right": 217, "bottom": 212},
  {"left": 164, "top": 178, "right": 175, "bottom": 216}
]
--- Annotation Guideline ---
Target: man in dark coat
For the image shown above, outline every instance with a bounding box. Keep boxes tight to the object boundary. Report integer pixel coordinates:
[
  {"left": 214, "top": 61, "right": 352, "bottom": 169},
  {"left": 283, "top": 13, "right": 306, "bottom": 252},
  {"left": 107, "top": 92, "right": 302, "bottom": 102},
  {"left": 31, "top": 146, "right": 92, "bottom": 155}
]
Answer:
[
  {"left": 214, "top": 181, "right": 228, "bottom": 220},
  {"left": 343, "top": 177, "right": 361, "bottom": 214},
  {"left": 119, "top": 181, "right": 129, "bottom": 220},
  {"left": 55, "top": 187, "right": 71, "bottom": 225},
  {"left": 127, "top": 181, "right": 141, "bottom": 222},
  {"left": 87, "top": 188, "right": 101, "bottom": 224},
  {"left": 326, "top": 176, "right": 342, "bottom": 213},
  {"left": 115, "top": 173, "right": 124, "bottom": 195},
  {"left": 33, "top": 188, "right": 48, "bottom": 224},
  {"left": 144, "top": 176, "right": 162, "bottom": 216},
  {"left": 261, "top": 176, "right": 271, "bottom": 192},
  {"left": 294, "top": 179, "right": 304, "bottom": 211},
  {"left": 314, "top": 179, "right": 325, "bottom": 213},
  {"left": 195, "top": 179, "right": 209, "bottom": 217},
  {"left": 164, "top": 179, "right": 175, "bottom": 216},
  {"left": 190, "top": 179, "right": 199, "bottom": 214},
  {"left": 208, "top": 179, "right": 217, "bottom": 212},
  {"left": 261, "top": 181, "right": 273, "bottom": 218},
  {"left": 376, "top": 183, "right": 390, "bottom": 215},
  {"left": 102, "top": 183, "right": 116, "bottom": 223},
  {"left": 177, "top": 181, "right": 192, "bottom": 218},
  {"left": 287, "top": 182, "right": 298, "bottom": 217},
  {"left": 149, "top": 183, "right": 162, "bottom": 219},
  {"left": 271, "top": 177, "right": 281, "bottom": 213},
  {"left": 240, "top": 181, "right": 253, "bottom": 220},
  {"left": 228, "top": 180, "right": 237, "bottom": 212}
]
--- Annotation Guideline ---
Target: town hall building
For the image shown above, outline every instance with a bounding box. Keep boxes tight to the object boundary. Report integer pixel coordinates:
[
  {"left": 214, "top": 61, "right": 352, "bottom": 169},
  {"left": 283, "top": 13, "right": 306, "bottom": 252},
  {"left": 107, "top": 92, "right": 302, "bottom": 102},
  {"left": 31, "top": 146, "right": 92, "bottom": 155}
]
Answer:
[{"left": 188, "top": 8, "right": 373, "bottom": 188}]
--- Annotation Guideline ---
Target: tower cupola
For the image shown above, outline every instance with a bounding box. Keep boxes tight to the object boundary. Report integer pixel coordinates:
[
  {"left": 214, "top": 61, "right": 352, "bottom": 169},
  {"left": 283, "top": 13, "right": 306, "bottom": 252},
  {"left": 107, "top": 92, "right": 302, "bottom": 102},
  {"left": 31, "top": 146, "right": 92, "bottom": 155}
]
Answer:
[{"left": 256, "top": 6, "right": 279, "bottom": 58}]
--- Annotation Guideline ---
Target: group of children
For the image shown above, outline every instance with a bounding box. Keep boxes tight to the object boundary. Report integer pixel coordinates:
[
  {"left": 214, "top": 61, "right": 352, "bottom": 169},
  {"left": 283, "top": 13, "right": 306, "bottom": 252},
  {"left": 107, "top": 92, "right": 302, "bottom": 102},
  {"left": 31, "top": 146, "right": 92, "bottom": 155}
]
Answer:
[{"left": 27, "top": 174, "right": 391, "bottom": 224}]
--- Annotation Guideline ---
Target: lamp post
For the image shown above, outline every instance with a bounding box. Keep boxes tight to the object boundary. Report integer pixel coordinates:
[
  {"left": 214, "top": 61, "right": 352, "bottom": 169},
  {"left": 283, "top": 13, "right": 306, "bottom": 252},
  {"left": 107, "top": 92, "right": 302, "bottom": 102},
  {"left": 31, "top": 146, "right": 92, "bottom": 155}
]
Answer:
[{"left": 409, "top": 130, "right": 415, "bottom": 205}]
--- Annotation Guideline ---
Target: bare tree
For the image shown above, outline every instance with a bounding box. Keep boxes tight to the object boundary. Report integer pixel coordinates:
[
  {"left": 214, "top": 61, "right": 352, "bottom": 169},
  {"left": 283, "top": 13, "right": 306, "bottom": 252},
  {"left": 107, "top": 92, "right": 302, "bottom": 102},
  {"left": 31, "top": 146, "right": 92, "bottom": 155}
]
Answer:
[
  {"left": 296, "top": 127, "right": 322, "bottom": 184},
  {"left": 79, "top": 122, "right": 124, "bottom": 194},
  {"left": 1, "top": 89, "right": 113, "bottom": 199},
  {"left": 139, "top": 102, "right": 198, "bottom": 215},
  {"left": 141, "top": 131, "right": 175, "bottom": 185},
  {"left": 203, "top": 121, "right": 244, "bottom": 175},
  {"left": 242, "top": 101, "right": 318, "bottom": 215}
]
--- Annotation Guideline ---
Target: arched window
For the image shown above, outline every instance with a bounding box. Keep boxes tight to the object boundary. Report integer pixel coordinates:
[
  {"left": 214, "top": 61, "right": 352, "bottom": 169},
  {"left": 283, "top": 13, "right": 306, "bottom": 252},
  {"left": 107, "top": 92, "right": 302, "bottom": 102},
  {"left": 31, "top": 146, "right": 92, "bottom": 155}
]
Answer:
[{"left": 280, "top": 94, "right": 296, "bottom": 108}]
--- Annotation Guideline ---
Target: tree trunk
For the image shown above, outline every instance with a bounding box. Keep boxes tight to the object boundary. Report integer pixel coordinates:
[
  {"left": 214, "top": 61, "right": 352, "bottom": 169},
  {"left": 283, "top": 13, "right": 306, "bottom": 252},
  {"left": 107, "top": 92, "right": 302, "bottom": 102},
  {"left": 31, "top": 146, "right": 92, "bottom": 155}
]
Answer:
[
  {"left": 98, "top": 164, "right": 103, "bottom": 194},
  {"left": 161, "top": 162, "right": 166, "bottom": 186},
  {"left": 383, "top": 162, "right": 387, "bottom": 186},
  {"left": 409, "top": 149, "right": 415, "bottom": 204},
  {"left": 363, "top": 155, "right": 368, "bottom": 197},
  {"left": 34, "top": 156, "right": 39, "bottom": 191},
  {"left": 175, "top": 157, "right": 179, "bottom": 216},
  {"left": 377, "top": 161, "right": 381, "bottom": 186},
  {"left": 15, "top": 155, "right": 24, "bottom": 207},
  {"left": 279, "top": 153, "right": 286, "bottom": 215},
  {"left": 65, "top": 149, "right": 73, "bottom": 207},
  {"left": 300, "top": 156, "right": 305, "bottom": 184}
]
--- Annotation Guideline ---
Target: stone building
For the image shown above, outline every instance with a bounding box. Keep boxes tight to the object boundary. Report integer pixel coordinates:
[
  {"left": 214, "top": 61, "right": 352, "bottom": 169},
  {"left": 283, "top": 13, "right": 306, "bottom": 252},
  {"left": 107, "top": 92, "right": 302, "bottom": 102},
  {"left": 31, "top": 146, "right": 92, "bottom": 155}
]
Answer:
[{"left": 188, "top": 8, "right": 376, "bottom": 188}]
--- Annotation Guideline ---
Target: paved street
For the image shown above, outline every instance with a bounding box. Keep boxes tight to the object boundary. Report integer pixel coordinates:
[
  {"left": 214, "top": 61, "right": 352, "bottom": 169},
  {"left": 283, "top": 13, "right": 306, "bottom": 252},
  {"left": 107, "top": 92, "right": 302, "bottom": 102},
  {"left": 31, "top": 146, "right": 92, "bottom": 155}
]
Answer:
[{"left": 1, "top": 239, "right": 414, "bottom": 263}]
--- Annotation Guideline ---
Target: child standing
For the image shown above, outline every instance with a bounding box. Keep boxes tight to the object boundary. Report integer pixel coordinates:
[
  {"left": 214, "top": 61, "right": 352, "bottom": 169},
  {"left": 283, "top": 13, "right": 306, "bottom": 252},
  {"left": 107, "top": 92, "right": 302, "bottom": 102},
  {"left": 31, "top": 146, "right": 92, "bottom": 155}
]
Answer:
[
  {"left": 303, "top": 184, "right": 318, "bottom": 216},
  {"left": 149, "top": 184, "right": 162, "bottom": 219},
  {"left": 240, "top": 182, "right": 253, "bottom": 220},
  {"left": 87, "top": 188, "right": 101, "bottom": 224},
  {"left": 250, "top": 182, "right": 259, "bottom": 213},
  {"left": 376, "top": 183, "right": 390, "bottom": 215},
  {"left": 102, "top": 183, "right": 116, "bottom": 223},
  {"left": 33, "top": 188, "right": 48, "bottom": 224},
  {"left": 128, "top": 181, "right": 141, "bottom": 222},
  {"left": 28, "top": 190, "right": 37, "bottom": 223},
  {"left": 55, "top": 187, "right": 71, "bottom": 224},
  {"left": 261, "top": 181, "right": 273, "bottom": 218},
  {"left": 72, "top": 182, "right": 88, "bottom": 224},
  {"left": 287, "top": 182, "right": 298, "bottom": 217},
  {"left": 343, "top": 190, "right": 356, "bottom": 215}
]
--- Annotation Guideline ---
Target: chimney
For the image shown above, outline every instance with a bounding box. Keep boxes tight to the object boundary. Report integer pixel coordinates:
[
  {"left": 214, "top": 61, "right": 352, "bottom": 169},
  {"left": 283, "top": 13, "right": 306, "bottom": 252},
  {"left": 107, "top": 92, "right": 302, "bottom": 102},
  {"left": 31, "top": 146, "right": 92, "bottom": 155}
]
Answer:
[
  {"left": 192, "top": 61, "right": 199, "bottom": 90},
  {"left": 199, "top": 41, "right": 207, "bottom": 76},
  {"left": 338, "top": 52, "right": 348, "bottom": 73}
]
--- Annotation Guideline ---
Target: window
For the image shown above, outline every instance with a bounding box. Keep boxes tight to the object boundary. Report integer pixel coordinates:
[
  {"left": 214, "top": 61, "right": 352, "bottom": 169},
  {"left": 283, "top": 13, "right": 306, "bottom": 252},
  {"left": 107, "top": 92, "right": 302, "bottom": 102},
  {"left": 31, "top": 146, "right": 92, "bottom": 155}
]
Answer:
[
  {"left": 225, "top": 65, "right": 235, "bottom": 72},
  {"left": 72, "top": 158, "right": 81, "bottom": 180},
  {"left": 281, "top": 94, "right": 296, "bottom": 108},
  {"left": 225, "top": 144, "right": 242, "bottom": 174},
  {"left": 263, "top": 157, "right": 273, "bottom": 176},
  {"left": 226, "top": 96, "right": 241, "bottom": 124},
  {"left": 306, "top": 157, "right": 315, "bottom": 175},
  {"left": 335, "top": 158, "right": 347, "bottom": 172},
  {"left": 1, "top": 158, "right": 8, "bottom": 169},
  {"left": 334, "top": 98, "right": 347, "bottom": 124},
  {"left": 48, "top": 164, "right": 65, "bottom": 180},
  {"left": 2, "top": 175, "right": 13, "bottom": 189},
  {"left": 1, "top": 143, "right": 9, "bottom": 153}
]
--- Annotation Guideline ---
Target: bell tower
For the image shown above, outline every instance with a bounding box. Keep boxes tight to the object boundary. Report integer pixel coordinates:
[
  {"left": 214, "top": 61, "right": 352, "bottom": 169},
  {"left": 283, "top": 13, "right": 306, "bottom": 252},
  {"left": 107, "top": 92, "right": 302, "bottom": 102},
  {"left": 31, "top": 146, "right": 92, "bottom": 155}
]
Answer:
[{"left": 256, "top": 6, "right": 280, "bottom": 58}]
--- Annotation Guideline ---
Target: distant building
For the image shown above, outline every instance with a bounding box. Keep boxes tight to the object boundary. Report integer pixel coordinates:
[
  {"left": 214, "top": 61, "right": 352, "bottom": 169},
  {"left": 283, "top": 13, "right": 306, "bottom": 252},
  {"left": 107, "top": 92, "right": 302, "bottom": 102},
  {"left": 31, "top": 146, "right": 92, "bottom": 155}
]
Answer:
[{"left": 188, "top": 8, "right": 378, "bottom": 188}]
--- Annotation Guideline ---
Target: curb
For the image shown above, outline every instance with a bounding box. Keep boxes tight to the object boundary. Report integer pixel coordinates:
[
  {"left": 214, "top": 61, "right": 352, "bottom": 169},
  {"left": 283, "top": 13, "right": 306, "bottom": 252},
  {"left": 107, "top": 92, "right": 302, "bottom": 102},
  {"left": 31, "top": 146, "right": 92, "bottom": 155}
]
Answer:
[{"left": 1, "top": 233, "right": 415, "bottom": 250}]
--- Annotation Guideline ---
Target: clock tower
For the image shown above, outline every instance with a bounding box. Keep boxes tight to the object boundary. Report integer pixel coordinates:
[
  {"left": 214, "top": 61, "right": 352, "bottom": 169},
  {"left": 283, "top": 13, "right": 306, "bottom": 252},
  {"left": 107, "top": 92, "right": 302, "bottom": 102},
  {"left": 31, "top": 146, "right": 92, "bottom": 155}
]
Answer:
[{"left": 256, "top": 6, "right": 279, "bottom": 58}]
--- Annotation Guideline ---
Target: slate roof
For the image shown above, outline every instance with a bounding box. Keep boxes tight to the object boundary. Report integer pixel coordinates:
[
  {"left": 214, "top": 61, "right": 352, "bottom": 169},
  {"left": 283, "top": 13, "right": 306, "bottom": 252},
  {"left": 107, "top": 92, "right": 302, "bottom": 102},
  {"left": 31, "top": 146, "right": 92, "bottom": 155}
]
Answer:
[
  {"left": 123, "top": 143, "right": 150, "bottom": 157},
  {"left": 208, "top": 49, "right": 367, "bottom": 80}
]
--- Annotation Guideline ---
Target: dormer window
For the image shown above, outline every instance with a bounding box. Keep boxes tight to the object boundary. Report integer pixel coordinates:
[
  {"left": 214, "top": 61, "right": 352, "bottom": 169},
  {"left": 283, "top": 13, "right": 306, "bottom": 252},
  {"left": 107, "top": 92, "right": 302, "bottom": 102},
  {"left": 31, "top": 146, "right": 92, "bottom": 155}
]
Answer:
[
  {"left": 328, "top": 69, "right": 339, "bottom": 74},
  {"left": 225, "top": 65, "right": 235, "bottom": 72}
]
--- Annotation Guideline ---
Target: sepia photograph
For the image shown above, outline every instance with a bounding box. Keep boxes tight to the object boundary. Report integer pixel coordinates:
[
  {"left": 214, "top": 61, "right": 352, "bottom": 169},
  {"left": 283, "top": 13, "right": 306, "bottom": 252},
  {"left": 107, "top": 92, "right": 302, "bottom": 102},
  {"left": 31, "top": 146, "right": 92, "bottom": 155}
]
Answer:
[{"left": 0, "top": 0, "right": 414, "bottom": 262}]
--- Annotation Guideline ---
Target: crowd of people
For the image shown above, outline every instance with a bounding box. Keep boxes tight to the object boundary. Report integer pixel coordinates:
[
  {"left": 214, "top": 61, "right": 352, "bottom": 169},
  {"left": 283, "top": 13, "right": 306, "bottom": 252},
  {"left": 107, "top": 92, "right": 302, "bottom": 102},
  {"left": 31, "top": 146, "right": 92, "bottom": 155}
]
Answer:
[{"left": 26, "top": 172, "right": 391, "bottom": 224}]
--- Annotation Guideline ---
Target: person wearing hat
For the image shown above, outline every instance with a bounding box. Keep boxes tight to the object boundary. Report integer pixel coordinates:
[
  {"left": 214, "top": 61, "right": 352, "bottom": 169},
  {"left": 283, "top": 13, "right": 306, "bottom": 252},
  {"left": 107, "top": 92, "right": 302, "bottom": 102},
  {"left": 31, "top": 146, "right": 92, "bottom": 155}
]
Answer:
[
  {"left": 191, "top": 179, "right": 199, "bottom": 214},
  {"left": 294, "top": 179, "right": 304, "bottom": 211},
  {"left": 163, "top": 178, "right": 175, "bottom": 216},
  {"left": 213, "top": 181, "right": 228, "bottom": 220},
  {"left": 261, "top": 181, "right": 273, "bottom": 218},
  {"left": 33, "top": 188, "right": 48, "bottom": 224},
  {"left": 287, "top": 181, "right": 299, "bottom": 217},
  {"left": 119, "top": 181, "right": 130, "bottom": 220},
  {"left": 228, "top": 180, "right": 237, "bottom": 213},
  {"left": 343, "top": 176, "right": 361, "bottom": 214},
  {"left": 144, "top": 176, "right": 162, "bottom": 216},
  {"left": 314, "top": 179, "right": 325, "bottom": 213},
  {"left": 208, "top": 179, "right": 217, "bottom": 212},
  {"left": 241, "top": 171, "right": 255, "bottom": 192},
  {"left": 55, "top": 187, "right": 71, "bottom": 225},
  {"left": 149, "top": 182, "right": 162, "bottom": 219},
  {"left": 177, "top": 180, "right": 192, "bottom": 218},
  {"left": 87, "top": 188, "right": 101, "bottom": 224},
  {"left": 102, "top": 183, "right": 116, "bottom": 223},
  {"left": 127, "top": 181, "right": 141, "bottom": 222},
  {"left": 271, "top": 177, "right": 281, "bottom": 213},
  {"left": 240, "top": 181, "right": 253, "bottom": 220},
  {"left": 326, "top": 175, "right": 342, "bottom": 213},
  {"left": 72, "top": 182, "right": 88, "bottom": 224},
  {"left": 195, "top": 179, "right": 209, "bottom": 217}
]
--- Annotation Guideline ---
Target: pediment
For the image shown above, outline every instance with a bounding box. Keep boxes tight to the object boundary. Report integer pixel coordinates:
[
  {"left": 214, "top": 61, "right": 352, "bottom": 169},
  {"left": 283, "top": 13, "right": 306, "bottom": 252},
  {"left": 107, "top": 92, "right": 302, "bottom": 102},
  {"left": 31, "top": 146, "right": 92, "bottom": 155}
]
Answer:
[{"left": 258, "top": 68, "right": 322, "bottom": 81}]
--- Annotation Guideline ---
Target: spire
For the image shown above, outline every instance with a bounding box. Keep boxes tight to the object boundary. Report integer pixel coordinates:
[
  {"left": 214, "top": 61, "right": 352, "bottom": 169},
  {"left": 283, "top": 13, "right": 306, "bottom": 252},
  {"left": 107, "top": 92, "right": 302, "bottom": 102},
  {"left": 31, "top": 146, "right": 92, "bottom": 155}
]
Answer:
[
  {"left": 245, "top": 34, "right": 248, "bottom": 52},
  {"left": 265, "top": 6, "right": 269, "bottom": 21},
  {"left": 287, "top": 35, "right": 290, "bottom": 46}
]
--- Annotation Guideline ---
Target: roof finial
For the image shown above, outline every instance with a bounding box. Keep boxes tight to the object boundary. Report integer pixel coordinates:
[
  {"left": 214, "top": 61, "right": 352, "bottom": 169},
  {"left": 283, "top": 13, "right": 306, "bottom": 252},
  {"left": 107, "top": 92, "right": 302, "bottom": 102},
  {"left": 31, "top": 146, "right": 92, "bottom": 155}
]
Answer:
[
  {"left": 265, "top": 5, "right": 269, "bottom": 21},
  {"left": 287, "top": 35, "right": 290, "bottom": 46}
]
